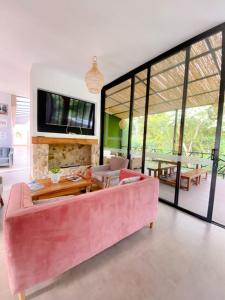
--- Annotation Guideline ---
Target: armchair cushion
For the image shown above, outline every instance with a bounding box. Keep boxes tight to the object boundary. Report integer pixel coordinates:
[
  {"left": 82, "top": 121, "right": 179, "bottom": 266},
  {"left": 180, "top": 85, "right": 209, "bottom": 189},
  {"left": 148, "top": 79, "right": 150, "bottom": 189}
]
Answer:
[
  {"left": 109, "top": 156, "right": 129, "bottom": 171},
  {"left": 0, "top": 158, "right": 9, "bottom": 164},
  {"left": 93, "top": 170, "right": 120, "bottom": 183},
  {"left": 92, "top": 164, "right": 110, "bottom": 173}
]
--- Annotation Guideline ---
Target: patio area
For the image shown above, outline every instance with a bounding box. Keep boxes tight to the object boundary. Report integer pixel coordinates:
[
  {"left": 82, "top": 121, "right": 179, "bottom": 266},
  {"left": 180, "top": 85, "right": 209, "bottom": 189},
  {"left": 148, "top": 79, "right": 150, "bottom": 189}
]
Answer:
[{"left": 159, "top": 174, "right": 225, "bottom": 225}]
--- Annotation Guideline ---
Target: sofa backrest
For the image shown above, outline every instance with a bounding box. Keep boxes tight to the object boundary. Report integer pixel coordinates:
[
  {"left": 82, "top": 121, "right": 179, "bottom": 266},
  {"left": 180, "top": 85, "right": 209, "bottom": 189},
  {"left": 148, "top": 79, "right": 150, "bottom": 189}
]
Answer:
[
  {"left": 0, "top": 147, "right": 10, "bottom": 157},
  {"left": 109, "top": 156, "right": 129, "bottom": 171}
]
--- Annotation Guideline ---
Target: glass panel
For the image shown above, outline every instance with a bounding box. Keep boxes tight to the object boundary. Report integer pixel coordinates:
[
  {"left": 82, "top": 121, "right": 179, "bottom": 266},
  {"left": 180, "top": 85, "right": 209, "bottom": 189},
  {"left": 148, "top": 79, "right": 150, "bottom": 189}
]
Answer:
[
  {"left": 178, "top": 32, "right": 222, "bottom": 217},
  {"left": 130, "top": 70, "right": 148, "bottom": 172},
  {"left": 104, "top": 79, "right": 131, "bottom": 163},
  {"left": 213, "top": 100, "right": 225, "bottom": 225},
  {"left": 145, "top": 50, "right": 185, "bottom": 202}
]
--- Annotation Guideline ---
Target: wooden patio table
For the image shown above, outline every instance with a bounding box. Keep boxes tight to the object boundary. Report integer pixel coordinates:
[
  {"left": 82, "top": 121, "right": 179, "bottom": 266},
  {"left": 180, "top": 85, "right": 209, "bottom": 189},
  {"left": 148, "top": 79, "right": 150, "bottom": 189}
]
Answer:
[{"left": 147, "top": 164, "right": 177, "bottom": 178}]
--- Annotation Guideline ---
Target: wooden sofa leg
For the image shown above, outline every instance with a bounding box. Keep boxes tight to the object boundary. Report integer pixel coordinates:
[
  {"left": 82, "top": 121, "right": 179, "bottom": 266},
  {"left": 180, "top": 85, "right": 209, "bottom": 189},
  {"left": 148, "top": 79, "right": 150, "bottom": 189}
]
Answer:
[
  {"left": 0, "top": 196, "right": 4, "bottom": 207},
  {"left": 149, "top": 222, "right": 154, "bottom": 229},
  {"left": 18, "top": 291, "right": 25, "bottom": 300}
]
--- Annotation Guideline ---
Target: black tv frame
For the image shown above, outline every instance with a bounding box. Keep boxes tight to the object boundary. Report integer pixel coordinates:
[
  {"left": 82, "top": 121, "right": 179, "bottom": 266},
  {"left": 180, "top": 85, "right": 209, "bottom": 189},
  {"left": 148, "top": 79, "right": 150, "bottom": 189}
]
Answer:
[{"left": 37, "top": 89, "right": 95, "bottom": 136}]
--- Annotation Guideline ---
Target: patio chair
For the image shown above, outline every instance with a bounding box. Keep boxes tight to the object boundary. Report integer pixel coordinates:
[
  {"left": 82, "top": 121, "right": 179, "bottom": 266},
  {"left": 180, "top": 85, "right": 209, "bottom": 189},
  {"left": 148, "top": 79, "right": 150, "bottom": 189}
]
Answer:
[
  {"left": 130, "top": 157, "right": 142, "bottom": 171},
  {"left": 92, "top": 156, "right": 129, "bottom": 188}
]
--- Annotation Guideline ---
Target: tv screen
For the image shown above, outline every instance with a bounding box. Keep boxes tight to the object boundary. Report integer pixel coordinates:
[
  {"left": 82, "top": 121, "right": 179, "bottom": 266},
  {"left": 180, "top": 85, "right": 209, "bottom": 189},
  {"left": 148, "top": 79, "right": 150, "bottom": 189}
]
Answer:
[{"left": 37, "top": 90, "right": 95, "bottom": 135}]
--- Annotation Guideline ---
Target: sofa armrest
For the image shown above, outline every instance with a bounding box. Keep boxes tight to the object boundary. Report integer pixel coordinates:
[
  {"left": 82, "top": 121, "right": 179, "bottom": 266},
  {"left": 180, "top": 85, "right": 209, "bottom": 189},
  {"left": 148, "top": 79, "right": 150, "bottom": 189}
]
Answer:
[
  {"left": 0, "top": 176, "right": 2, "bottom": 194},
  {"left": 92, "top": 164, "right": 110, "bottom": 173}
]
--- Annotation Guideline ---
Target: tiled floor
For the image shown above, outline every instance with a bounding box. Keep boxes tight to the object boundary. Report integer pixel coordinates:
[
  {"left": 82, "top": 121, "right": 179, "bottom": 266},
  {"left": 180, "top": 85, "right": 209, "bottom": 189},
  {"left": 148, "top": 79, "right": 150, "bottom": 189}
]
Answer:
[
  {"left": 159, "top": 175, "right": 225, "bottom": 225},
  {"left": 1, "top": 150, "right": 225, "bottom": 299}
]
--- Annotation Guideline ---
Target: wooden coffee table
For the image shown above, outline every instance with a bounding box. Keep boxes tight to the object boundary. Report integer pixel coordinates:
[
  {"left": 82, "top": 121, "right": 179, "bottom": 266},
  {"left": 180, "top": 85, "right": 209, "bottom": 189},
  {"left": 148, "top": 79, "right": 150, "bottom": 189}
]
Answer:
[{"left": 31, "top": 177, "right": 92, "bottom": 200}]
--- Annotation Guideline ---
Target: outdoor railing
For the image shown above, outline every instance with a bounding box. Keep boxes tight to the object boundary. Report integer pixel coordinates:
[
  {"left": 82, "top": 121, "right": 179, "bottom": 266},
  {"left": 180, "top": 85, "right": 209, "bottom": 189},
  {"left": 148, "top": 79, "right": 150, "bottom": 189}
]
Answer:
[{"left": 104, "top": 147, "right": 225, "bottom": 177}]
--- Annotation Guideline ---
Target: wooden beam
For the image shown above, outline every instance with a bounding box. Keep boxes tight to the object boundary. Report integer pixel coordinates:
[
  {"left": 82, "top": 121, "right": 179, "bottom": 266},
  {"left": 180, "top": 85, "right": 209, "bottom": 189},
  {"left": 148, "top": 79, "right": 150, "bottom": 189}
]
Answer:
[
  {"left": 106, "top": 46, "right": 221, "bottom": 98},
  {"left": 112, "top": 88, "right": 219, "bottom": 117},
  {"left": 107, "top": 72, "right": 219, "bottom": 112},
  {"left": 32, "top": 136, "right": 98, "bottom": 145},
  {"left": 136, "top": 74, "right": 171, "bottom": 104},
  {"left": 206, "top": 38, "right": 221, "bottom": 74}
]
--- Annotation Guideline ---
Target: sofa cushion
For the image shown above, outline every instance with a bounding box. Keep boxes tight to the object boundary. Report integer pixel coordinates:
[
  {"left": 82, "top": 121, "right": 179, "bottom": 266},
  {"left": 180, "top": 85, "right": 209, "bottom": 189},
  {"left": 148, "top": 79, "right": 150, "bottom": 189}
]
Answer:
[{"left": 119, "top": 176, "right": 141, "bottom": 185}]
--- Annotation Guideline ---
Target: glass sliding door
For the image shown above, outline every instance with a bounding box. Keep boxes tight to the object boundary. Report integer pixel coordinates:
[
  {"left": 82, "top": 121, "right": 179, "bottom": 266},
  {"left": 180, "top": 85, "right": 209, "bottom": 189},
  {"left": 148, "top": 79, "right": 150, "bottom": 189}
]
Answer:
[
  {"left": 145, "top": 51, "right": 185, "bottom": 203},
  {"left": 213, "top": 102, "right": 225, "bottom": 225},
  {"left": 130, "top": 70, "right": 148, "bottom": 172},
  {"left": 101, "top": 24, "right": 225, "bottom": 227},
  {"left": 103, "top": 79, "right": 131, "bottom": 163},
  {"left": 178, "top": 32, "right": 222, "bottom": 217}
]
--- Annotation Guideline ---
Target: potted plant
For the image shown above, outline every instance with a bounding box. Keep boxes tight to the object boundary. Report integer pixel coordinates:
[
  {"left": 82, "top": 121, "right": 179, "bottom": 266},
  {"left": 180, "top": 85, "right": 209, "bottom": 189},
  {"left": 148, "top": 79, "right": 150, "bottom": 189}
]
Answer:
[{"left": 49, "top": 167, "right": 61, "bottom": 184}]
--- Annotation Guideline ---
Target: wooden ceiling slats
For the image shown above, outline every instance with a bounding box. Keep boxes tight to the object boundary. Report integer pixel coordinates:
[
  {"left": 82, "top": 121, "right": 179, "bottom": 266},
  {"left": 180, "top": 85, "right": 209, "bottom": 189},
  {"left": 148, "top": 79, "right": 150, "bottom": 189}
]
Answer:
[{"left": 105, "top": 32, "right": 222, "bottom": 119}]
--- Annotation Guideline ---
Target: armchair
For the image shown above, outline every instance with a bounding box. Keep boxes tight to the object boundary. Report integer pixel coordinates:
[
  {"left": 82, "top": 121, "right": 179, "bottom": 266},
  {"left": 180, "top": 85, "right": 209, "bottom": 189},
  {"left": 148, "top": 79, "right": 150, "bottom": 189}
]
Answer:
[
  {"left": 0, "top": 176, "right": 3, "bottom": 206},
  {"left": 92, "top": 156, "right": 129, "bottom": 188},
  {"left": 0, "top": 147, "right": 13, "bottom": 167}
]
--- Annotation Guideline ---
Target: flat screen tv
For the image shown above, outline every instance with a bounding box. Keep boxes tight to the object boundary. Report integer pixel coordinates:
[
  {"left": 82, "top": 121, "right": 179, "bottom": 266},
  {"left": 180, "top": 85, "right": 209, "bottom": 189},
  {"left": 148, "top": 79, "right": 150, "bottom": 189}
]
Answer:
[{"left": 37, "top": 89, "right": 95, "bottom": 135}]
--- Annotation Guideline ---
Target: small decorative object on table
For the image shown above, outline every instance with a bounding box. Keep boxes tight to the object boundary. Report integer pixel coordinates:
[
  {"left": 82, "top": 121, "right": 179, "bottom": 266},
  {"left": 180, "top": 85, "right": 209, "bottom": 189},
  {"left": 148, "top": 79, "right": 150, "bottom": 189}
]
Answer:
[
  {"left": 27, "top": 180, "right": 44, "bottom": 192},
  {"left": 65, "top": 175, "right": 82, "bottom": 182},
  {"left": 83, "top": 165, "right": 92, "bottom": 179},
  {"left": 49, "top": 167, "right": 61, "bottom": 184},
  {"left": 73, "top": 166, "right": 92, "bottom": 180}
]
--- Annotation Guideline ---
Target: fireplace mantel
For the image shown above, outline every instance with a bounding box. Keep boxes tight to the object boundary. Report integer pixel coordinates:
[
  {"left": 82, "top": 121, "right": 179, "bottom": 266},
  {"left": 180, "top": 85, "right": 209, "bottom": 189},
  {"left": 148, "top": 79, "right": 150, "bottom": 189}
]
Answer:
[{"left": 32, "top": 136, "right": 98, "bottom": 145}]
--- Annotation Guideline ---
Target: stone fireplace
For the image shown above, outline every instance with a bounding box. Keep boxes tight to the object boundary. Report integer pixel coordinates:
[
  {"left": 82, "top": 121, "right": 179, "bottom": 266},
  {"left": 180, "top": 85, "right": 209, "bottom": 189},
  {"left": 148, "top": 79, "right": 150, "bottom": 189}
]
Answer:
[
  {"left": 32, "top": 136, "right": 99, "bottom": 179},
  {"left": 48, "top": 144, "right": 91, "bottom": 169}
]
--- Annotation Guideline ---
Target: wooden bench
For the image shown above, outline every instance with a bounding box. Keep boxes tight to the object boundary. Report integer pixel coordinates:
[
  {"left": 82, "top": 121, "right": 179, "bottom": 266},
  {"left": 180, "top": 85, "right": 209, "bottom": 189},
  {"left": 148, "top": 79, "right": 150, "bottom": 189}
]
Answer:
[{"left": 181, "top": 168, "right": 207, "bottom": 191}]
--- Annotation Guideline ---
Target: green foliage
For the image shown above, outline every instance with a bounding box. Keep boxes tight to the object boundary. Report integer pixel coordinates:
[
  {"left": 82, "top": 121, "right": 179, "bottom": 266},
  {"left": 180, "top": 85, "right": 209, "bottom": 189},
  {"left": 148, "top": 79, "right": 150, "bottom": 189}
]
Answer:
[
  {"left": 124, "top": 104, "right": 225, "bottom": 157},
  {"left": 146, "top": 111, "right": 176, "bottom": 153},
  {"left": 50, "top": 167, "right": 61, "bottom": 174},
  {"left": 106, "top": 104, "right": 225, "bottom": 168},
  {"left": 104, "top": 113, "right": 122, "bottom": 148}
]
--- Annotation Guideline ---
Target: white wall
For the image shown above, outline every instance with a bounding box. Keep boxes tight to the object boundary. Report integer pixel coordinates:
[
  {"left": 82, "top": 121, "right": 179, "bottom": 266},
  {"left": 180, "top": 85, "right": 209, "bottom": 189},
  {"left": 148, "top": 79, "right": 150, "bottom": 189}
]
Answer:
[
  {"left": 0, "top": 91, "right": 13, "bottom": 147},
  {"left": 30, "top": 65, "right": 100, "bottom": 140}
]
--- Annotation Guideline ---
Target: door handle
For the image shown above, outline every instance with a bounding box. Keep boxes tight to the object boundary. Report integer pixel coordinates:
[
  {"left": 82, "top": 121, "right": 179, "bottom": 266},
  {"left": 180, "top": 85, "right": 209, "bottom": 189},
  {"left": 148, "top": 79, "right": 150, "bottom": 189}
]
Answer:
[{"left": 211, "top": 148, "right": 218, "bottom": 160}]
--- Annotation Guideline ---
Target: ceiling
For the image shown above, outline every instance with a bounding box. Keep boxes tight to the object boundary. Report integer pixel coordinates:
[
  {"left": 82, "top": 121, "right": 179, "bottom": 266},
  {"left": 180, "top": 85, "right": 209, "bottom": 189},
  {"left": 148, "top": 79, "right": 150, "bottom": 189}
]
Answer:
[{"left": 0, "top": 0, "right": 225, "bottom": 97}]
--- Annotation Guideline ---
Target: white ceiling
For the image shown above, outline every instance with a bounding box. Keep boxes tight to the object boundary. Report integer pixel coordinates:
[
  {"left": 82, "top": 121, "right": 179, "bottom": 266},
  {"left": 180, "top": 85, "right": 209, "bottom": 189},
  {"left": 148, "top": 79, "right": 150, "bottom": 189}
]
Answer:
[{"left": 0, "top": 0, "right": 225, "bottom": 97}]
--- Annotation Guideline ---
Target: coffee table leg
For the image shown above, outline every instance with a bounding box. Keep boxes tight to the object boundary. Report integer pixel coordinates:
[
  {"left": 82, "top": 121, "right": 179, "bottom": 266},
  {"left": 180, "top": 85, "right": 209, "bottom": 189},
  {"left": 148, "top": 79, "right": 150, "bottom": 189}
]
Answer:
[
  {"left": 187, "top": 178, "right": 190, "bottom": 191},
  {"left": 86, "top": 186, "right": 91, "bottom": 193}
]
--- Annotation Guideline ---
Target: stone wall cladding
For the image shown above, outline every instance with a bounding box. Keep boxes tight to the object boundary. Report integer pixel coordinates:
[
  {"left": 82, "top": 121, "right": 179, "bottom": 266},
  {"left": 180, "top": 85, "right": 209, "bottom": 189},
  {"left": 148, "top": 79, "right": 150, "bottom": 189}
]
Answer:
[
  {"left": 48, "top": 144, "right": 91, "bottom": 169},
  {"left": 32, "top": 142, "right": 99, "bottom": 179},
  {"left": 32, "top": 144, "right": 49, "bottom": 179}
]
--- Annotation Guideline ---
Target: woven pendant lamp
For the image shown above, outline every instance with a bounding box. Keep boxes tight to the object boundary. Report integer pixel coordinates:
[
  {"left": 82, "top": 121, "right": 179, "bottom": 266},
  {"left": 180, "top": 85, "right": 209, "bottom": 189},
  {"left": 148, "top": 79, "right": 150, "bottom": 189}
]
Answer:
[
  {"left": 85, "top": 56, "right": 104, "bottom": 94},
  {"left": 119, "top": 119, "right": 126, "bottom": 129}
]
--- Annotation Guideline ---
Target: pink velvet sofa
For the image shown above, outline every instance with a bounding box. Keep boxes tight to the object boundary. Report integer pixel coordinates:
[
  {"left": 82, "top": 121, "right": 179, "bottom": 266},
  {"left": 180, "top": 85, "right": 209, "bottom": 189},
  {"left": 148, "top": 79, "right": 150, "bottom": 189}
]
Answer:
[{"left": 4, "top": 169, "right": 159, "bottom": 299}]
